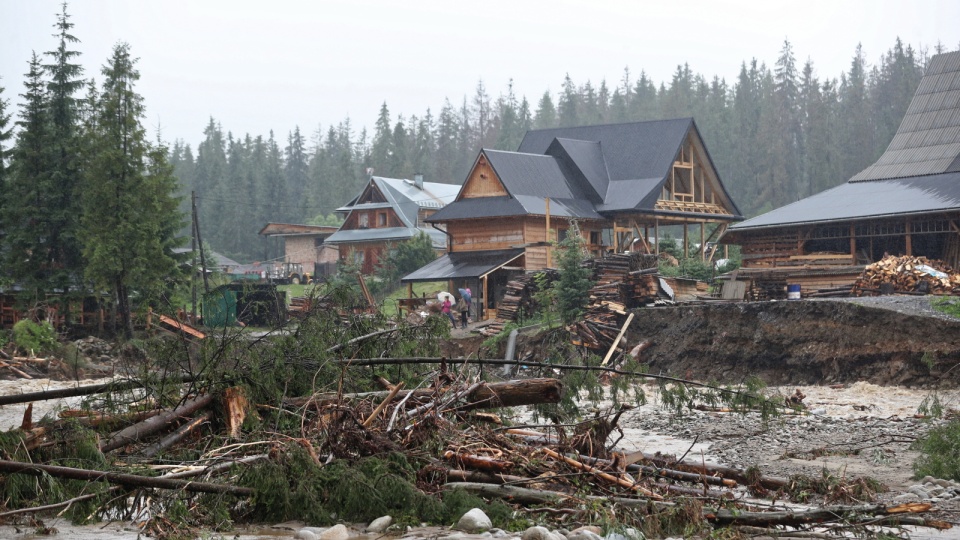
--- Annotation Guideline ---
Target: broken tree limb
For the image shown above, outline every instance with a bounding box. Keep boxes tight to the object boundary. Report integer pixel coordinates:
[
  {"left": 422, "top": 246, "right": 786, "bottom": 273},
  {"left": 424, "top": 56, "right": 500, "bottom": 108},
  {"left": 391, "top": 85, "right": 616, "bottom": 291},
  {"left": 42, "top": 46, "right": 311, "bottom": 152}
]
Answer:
[
  {"left": 601, "top": 312, "right": 634, "bottom": 366},
  {"left": 0, "top": 375, "right": 195, "bottom": 406},
  {"left": 0, "top": 459, "right": 254, "bottom": 496},
  {"left": 707, "top": 504, "right": 950, "bottom": 530},
  {"left": 363, "top": 381, "right": 404, "bottom": 427},
  {"left": 321, "top": 357, "right": 772, "bottom": 404},
  {"left": 541, "top": 447, "right": 661, "bottom": 499},
  {"left": 142, "top": 410, "right": 214, "bottom": 458},
  {"left": 444, "top": 481, "right": 663, "bottom": 508},
  {"left": 444, "top": 450, "right": 515, "bottom": 473},
  {"left": 286, "top": 378, "right": 563, "bottom": 411},
  {"left": 100, "top": 393, "right": 215, "bottom": 453}
]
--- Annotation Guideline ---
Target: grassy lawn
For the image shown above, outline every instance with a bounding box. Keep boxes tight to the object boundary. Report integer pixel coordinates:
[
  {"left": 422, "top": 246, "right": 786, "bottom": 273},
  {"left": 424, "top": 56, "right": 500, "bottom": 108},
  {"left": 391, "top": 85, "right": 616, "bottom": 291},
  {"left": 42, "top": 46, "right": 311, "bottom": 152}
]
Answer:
[
  {"left": 277, "top": 283, "right": 326, "bottom": 305},
  {"left": 380, "top": 281, "right": 447, "bottom": 317}
]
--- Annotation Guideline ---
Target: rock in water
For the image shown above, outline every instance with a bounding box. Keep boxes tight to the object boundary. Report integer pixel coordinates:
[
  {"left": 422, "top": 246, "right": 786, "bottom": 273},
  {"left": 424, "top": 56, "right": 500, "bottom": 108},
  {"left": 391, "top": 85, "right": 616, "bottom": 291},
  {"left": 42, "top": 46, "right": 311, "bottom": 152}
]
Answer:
[
  {"left": 456, "top": 508, "right": 492, "bottom": 532},
  {"left": 366, "top": 516, "right": 393, "bottom": 533},
  {"left": 320, "top": 524, "right": 350, "bottom": 540}
]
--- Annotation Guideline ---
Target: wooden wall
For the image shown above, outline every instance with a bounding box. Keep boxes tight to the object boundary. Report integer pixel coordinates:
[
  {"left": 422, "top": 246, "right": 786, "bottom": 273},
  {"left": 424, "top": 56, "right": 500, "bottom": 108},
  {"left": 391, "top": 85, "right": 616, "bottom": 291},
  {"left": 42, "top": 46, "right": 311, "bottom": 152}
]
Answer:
[
  {"left": 448, "top": 218, "right": 524, "bottom": 252},
  {"left": 460, "top": 155, "right": 508, "bottom": 199}
]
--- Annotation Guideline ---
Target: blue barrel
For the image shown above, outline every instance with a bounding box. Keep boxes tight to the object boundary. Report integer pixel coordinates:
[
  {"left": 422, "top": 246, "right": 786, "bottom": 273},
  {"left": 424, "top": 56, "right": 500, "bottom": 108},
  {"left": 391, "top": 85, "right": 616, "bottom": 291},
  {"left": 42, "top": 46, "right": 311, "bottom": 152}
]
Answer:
[{"left": 787, "top": 284, "right": 801, "bottom": 300}]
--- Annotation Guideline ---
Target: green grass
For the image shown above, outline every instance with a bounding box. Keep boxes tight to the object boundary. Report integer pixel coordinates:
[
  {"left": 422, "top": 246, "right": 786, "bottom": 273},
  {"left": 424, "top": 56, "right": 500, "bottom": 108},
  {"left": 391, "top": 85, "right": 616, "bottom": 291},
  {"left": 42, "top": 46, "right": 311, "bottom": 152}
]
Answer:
[
  {"left": 933, "top": 297, "right": 960, "bottom": 318},
  {"left": 380, "top": 281, "right": 447, "bottom": 317},
  {"left": 277, "top": 283, "right": 325, "bottom": 305}
]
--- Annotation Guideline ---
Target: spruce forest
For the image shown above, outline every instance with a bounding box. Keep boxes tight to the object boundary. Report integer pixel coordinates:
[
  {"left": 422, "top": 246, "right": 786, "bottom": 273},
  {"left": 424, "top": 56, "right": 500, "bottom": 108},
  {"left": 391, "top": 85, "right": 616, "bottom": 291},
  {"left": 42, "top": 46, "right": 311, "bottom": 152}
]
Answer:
[{"left": 0, "top": 3, "right": 954, "bottom": 277}]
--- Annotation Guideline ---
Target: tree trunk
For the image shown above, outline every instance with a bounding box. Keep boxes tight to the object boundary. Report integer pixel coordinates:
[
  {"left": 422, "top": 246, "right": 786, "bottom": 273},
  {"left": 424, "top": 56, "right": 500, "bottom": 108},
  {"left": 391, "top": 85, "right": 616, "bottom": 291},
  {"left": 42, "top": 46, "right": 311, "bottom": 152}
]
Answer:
[
  {"left": 101, "top": 393, "right": 215, "bottom": 453},
  {"left": 0, "top": 459, "right": 253, "bottom": 496},
  {"left": 286, "top": 378, "right": 563, "bottom": 410}
]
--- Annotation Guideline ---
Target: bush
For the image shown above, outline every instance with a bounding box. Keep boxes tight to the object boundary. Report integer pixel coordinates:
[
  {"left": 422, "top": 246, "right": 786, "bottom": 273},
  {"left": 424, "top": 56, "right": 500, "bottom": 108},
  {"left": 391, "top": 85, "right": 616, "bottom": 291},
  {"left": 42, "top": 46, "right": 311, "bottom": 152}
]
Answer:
[
  {"left": 913, "top": 418, "right": 960, "bottom": 481},
  {"left": 11, "top": 319, "right": 58, "bottom": 355}
]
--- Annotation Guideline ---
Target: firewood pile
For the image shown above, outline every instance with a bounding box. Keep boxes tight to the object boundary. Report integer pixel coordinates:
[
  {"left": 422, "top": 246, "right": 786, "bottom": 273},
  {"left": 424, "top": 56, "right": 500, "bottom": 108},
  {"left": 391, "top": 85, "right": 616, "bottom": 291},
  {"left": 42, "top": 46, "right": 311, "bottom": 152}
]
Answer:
[
  {"left": 748, "top": 280, "right": 788, "bottom": 301},
  {"left": 853, "top": 255, "right": 960, "bottom": 295},
  {"left": 481, "top": 271, "right": 558, "bottom": 337}
]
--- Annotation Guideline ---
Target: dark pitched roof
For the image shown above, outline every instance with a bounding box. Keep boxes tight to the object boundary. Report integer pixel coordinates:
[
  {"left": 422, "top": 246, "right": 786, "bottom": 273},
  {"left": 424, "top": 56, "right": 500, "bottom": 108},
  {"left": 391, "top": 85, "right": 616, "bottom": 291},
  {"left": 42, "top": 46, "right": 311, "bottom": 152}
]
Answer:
[
  {"left": 483, "top": 150, "right": 586, "bottom": 199},
  {"left": 727, "top": 171, "right": 960, "bottom": 234},
  {"left": 401, "top": 249, "right": 524, "bottom": 283},
  {"left": 851, "top": 51, "right": 960, "bottom": 182},
  {"left": 518, "top": 118, "right": 692, "bottom": 183}
]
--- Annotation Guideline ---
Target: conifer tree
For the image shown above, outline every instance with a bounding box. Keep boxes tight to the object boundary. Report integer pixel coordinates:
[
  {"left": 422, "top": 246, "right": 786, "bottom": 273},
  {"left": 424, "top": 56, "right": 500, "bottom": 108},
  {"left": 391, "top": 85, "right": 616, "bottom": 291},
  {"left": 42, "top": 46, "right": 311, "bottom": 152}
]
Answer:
[
  {"left": 534, "top": 91, "right": 556, "bottom": 129},
  {"left": 43, "top": 2, "right": 86, "bottom": 294},
  {"left": 0, "top": 79, "right": 12, "bottom": 192},
  {"left": 80, "top": 43, "right": 184, "bottom": 337},
  {"left": 4, "top": 54, "right": 54, "bottom": 300}
]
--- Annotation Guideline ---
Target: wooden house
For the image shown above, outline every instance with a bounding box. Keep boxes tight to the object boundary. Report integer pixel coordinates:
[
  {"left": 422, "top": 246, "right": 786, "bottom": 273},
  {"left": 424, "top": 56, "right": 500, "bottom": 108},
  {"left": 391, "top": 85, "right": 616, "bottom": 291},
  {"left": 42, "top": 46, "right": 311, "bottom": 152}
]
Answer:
[
  {"left": 258, "top": 223, "right": 340, "bottom": 278},
  {"left": 720, "top": 51, "right": 960, "bottom": 295},
  {"left": 325, "top": 175, "right": 460, "bottom": 274},
  {"left": 402, "top": 118, "right": 742, "bottom": 318}
]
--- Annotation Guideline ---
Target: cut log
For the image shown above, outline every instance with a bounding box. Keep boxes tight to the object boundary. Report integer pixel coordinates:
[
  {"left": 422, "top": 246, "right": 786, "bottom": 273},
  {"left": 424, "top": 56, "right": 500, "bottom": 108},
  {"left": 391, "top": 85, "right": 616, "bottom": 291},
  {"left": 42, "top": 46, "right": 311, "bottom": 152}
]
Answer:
[
  {"left": 0, "top": 459, "right": 253, "bottom": 496},
  {"left": 142, "top": 411, "right": 214, "bottom": 458},
  {"left": 100, "top": 393, "right": 215, "bottom": 453},
  {"left": 286, "top": 378, "right": 563, "bottom": 411}
]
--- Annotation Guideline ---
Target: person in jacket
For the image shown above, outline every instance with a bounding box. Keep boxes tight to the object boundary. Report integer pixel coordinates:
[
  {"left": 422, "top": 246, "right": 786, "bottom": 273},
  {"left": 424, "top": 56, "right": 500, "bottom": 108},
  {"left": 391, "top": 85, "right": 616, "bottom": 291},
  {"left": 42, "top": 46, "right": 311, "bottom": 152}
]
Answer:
[{"left": 442, "top": 297, "right": 457, "bottom": 329}]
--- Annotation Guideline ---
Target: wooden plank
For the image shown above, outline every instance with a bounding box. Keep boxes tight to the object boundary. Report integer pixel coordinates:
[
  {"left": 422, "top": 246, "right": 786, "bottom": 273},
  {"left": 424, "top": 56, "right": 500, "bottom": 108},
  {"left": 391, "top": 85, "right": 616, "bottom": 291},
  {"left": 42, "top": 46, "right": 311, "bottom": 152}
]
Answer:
[
  {"left": 157, "top": 314, "right": 206, "bottom": 340},
  {"left": 600, "top": 313, "right": 634, "bottom": 366}
]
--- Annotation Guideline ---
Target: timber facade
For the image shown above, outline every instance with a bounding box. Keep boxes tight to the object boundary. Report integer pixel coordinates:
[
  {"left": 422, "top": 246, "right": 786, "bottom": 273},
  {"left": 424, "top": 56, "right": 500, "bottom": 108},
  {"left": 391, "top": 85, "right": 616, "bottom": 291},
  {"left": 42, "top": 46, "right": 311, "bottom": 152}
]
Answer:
[
  {"left": 325, "top": 175, "right": 459, "bottom": 274},
  {"left": 404, "top": 118, "right": 742, "bottom": 318}
]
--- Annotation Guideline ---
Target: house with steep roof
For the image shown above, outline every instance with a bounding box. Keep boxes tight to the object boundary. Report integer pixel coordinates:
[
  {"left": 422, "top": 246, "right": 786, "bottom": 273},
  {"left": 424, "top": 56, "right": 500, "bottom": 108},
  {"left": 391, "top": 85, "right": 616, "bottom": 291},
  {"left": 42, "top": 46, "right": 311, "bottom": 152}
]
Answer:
[
  {"left": 325, "top": 174, "right": 460, "bottom": 274},
  {"left": 402, "top": 118, "right": 743, "bottom": 318},
  {"left": 258, "top": 223, "right": 340, "bottom": 279},
  {"left": 721, "top": 51, "right": 960, "bottom": 289}
]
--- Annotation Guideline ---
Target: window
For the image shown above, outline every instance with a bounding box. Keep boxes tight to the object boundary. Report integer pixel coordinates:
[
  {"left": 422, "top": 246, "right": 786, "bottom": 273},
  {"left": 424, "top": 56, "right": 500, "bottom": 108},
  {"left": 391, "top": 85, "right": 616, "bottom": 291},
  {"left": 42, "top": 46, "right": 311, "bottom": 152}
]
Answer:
[
  {"left": 358, "top": 213, "right": 369, "bottom": 228},
  {"left": 590, "top": 231, "right": 602, "bottom": 246},
  {"left": 378, "top": 212, "right": 387, "bottom": 227},
  {"left": 353, "top": 250, "right": 365, "bottom": 266},
  {"left": 557, "top": 228, "right": 568, "bottom": 243}
]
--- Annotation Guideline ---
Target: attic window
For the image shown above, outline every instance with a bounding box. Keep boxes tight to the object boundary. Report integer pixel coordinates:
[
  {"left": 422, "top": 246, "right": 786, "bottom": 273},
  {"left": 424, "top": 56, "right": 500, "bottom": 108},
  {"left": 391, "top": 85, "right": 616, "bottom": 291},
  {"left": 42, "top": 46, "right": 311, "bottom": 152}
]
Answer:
[{"left": 378, "top": 212, "right": 387, "bottom": 227}]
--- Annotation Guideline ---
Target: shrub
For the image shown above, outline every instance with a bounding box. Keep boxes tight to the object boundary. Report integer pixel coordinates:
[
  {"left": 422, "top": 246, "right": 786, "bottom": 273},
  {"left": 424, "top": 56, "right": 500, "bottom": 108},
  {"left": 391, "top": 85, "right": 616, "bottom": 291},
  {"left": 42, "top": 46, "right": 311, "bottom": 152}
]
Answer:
[
  {"left": 11, "top": 319, "right": 58, "bottom": 355},
  {"left": 912, "top": 418, "right": 960, "bottom": 481}
]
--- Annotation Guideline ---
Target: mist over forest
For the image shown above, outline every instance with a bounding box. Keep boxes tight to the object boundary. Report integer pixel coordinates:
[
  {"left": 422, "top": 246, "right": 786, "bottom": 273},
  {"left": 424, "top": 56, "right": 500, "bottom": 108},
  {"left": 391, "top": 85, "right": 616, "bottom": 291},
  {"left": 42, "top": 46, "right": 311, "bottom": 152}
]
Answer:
[{"left": 1, "top": 3, "right": 957, "bottom": 268}]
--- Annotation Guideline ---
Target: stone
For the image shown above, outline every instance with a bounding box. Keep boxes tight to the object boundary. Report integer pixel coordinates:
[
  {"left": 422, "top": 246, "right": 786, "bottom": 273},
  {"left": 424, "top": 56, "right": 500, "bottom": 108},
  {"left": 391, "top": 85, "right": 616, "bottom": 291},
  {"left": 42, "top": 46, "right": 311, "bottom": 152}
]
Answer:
[
  {"left": 935, "top": 478, "right": 952, "bottom": 488},
  {"left": 921, "top": 476, "right": 936, "bottom": 484},
  {"left": 296, "top": 530, "right": 319, "bottom": 540},
  {"left": 366, "top": 516, "right": 393, "bottom": 533},
  {"left": 524, "top": 526, "right": 563, "bottom": 540},
  {"left": 490, "top": 529, "right": 508, "bottom": 538},
  {"left": 893, "top": 493, "right": 922, "bottom": 503},
  {"left": 567, "top": 532, "right": 602, "bottom": 540},
  {"left": 571, "top": 527, "right": 603, "bottom": 535},
  {"left": 456, "top": 508, "right": 493, "bottom": 533},
  {"left": 320, "top": 524, "right": 350, "bottom": 540}
]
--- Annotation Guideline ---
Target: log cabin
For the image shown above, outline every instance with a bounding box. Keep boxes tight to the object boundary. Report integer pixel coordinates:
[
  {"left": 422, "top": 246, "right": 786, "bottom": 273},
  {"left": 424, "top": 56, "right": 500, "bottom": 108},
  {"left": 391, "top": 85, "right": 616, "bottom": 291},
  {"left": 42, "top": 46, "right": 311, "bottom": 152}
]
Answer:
[
  {"left": 402, "top": 118, "right": 743, "bottom": 318},
  {"left": 720, "top": 51, "right": 960, "bottom": 298},
  {"left": 325, "top": 174, "right": 460, "bottom": 274}
]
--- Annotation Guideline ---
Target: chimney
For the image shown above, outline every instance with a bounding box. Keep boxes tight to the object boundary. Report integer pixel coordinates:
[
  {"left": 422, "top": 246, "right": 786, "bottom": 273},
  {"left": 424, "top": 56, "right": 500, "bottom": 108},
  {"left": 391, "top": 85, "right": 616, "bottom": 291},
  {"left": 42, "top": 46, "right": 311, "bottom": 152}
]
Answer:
[{"left": 414, "top": 172, "right": 424, "bottom": 190}]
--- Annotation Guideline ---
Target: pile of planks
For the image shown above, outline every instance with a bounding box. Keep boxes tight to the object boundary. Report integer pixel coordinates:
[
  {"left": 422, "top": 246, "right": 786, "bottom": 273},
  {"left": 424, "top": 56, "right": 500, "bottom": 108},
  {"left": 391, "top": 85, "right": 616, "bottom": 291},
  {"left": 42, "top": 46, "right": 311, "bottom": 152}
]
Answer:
[
  {"left": 747, "top": 280, "right": 788, "bottom": 301},
  {"left": 481, "top": 271, "right": 556, "bottom": 337},
  {"left": 853, "top": 255, "right": 960, "bottom": 295}
]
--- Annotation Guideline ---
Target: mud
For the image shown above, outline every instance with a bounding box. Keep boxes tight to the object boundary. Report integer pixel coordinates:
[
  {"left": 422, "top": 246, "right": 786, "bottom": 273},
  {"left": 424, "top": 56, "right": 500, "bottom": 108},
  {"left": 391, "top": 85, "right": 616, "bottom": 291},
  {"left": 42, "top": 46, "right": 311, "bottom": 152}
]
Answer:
[{"left": 626, "top": 299, "right": 960, "bottom": 387}]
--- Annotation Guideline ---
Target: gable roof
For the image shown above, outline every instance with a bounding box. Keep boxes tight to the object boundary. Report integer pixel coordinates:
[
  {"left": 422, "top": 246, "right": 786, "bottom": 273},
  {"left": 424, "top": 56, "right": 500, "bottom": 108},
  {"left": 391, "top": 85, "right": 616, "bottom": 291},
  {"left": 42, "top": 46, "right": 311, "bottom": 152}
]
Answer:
[
  {"left": 327, "top": 175, "right": 458, "bottom": 247},
  {"left": 729, "top": 51, "right": 960, "bottom": 234},
  {"left": 429, "top": 118, "right": 740, "bottom": 222},
  {"left": 851, "top": 51, "right": 960, "bottom": 182}
]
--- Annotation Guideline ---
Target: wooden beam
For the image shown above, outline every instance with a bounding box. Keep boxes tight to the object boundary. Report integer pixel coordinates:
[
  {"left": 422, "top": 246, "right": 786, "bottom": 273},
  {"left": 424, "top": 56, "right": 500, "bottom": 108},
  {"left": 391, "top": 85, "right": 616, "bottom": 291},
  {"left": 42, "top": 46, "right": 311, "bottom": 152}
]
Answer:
[
  {"left": 545, "top": 197, "right": 551, "bottom": 267},
  {"left": 905, "top": 218, "right": 913, "bottom": 255},
  {"left": 601, "top": 313, "right": 635, "bottom": 366},
  {"left": 654, "top": 218, "right": 660, "bottom": 255},
  {"left": 849, "top": 223, "right": 856, "bottom": 262}
]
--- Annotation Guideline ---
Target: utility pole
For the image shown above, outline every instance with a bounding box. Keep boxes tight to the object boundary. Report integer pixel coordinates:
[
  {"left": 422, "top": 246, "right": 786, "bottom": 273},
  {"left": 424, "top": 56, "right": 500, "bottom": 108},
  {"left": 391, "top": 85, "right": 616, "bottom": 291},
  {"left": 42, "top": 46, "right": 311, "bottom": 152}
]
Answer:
[
  {"left": 191, "top": 191, "right": 198, "bottom": 321},
  {"left": 192, "top": 192, "right": 210, "bottom": 297}
]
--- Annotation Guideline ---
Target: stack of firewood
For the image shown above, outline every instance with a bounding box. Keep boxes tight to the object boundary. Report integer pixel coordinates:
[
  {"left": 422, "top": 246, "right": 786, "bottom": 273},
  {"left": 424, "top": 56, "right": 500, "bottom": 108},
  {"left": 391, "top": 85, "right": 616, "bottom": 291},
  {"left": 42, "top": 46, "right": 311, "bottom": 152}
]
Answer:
[
  {"left": 748, "top": 280, "right": 787, "bottom": 301},
  {"left": 853, "top": 255, "right": 960, "bottom": 295}
]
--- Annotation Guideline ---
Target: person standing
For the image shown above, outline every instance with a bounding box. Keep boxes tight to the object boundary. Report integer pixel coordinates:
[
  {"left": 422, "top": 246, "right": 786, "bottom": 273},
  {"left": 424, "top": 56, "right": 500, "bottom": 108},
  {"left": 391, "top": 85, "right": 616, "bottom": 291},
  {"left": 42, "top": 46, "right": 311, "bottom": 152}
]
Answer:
[
  {"left": 457, "top": 295, "right": 469, "bottom": 328},
  {"left": 442, "top": 297, "right": 457, "bottom": 329}
]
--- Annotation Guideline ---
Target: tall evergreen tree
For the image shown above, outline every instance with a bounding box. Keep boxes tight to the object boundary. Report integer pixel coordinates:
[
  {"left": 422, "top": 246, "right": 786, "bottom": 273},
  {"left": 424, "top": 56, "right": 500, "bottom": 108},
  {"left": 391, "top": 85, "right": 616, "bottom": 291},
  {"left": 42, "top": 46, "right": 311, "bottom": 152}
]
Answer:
[
  {"left": 534, "top": 91, "right": 557, "bottom": 129},
  {"left": 370, "top": 102, "right": 392, "bottom": 174},
  {"left": 4, "top": 54, "right": 54, "bottom": 300},
  {"left": 284, "top": 126, "right": 309, "bottom": 220},
  {"left": 558, "top": 74, "right": 580, "bottom": 127},
  {"left": 0, "top": 79, "right": 12, "bottom": 192},
  {"left": 43, "top": 2, "right": 86, "bottom": 295},
  {"left": 80, "top": 43, "right": 184, "bottom": 337}
]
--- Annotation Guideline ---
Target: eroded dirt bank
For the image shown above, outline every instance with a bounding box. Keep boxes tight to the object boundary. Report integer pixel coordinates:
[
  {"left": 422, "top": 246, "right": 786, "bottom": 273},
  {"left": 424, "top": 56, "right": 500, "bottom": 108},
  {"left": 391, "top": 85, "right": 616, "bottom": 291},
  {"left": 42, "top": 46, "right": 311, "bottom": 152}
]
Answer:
[{"left": 627, "top": 298, "right": 960, "bottom": 387}]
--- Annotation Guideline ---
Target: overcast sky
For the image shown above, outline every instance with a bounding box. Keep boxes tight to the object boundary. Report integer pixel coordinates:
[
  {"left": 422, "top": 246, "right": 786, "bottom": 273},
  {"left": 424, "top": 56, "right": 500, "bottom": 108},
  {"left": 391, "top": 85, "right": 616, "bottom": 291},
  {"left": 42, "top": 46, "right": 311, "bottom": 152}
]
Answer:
[{"left": 3, "top": 0, "right": 960, "bottom": 149}]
